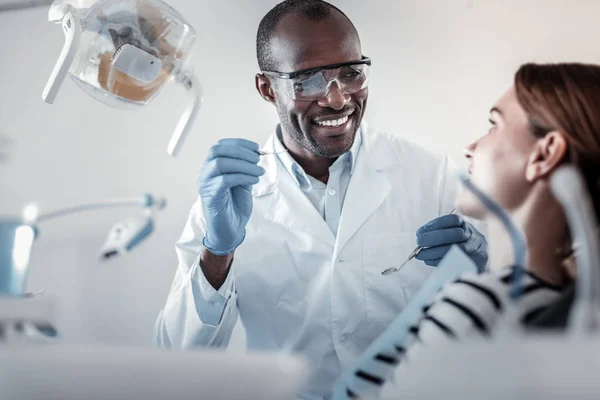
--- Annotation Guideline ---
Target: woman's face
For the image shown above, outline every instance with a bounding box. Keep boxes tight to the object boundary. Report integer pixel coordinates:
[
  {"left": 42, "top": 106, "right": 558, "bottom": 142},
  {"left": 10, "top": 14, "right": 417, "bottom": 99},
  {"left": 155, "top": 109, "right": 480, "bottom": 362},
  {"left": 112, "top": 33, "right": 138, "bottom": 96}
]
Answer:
[{"left": 456, "top": 86, "right": 539, "bottom": 219}]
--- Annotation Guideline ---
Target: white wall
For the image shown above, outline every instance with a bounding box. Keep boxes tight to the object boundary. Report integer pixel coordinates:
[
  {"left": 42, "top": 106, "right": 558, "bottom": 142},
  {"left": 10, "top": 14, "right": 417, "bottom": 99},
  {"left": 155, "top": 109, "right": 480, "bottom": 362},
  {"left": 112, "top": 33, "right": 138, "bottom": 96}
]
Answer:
[{"left": 1, "top": 0, "right": 598, "bottom": 349}]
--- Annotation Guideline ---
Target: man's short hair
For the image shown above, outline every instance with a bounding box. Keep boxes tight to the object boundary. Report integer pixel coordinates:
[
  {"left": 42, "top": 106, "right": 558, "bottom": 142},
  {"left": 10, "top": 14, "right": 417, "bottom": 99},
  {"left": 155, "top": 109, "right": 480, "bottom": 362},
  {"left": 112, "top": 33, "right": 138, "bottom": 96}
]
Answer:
[{"left": 256, "top": 0, "right": 358, "bottom": 71}]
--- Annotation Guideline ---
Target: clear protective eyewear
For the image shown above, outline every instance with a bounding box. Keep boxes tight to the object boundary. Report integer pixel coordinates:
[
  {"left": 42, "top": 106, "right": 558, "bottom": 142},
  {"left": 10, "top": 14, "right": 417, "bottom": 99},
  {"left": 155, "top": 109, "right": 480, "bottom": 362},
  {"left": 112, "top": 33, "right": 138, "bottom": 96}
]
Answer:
[{"left": 263, "top": 57, "right": 371, "bottom": 101}]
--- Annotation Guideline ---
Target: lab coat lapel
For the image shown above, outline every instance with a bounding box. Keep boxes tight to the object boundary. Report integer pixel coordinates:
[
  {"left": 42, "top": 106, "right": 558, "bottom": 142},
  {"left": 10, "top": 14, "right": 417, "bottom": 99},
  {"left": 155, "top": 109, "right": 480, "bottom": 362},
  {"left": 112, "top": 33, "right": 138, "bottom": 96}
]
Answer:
[
  {"left": 253, "top": 133, "right": 335, "bottom": 248},
  {"left": 335, "top": 130, "right": 393, "bottom": 254},
  {"left": 266, "top": 183, "right": 336, "bottom": 247}
]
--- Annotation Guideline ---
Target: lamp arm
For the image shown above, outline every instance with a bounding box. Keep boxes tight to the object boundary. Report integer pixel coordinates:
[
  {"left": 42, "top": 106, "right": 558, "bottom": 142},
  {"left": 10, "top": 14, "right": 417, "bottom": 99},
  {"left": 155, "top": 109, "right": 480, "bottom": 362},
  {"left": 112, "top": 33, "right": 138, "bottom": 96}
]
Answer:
[{"left": 35, "top": 194, "right": 165, "bottom": 223}]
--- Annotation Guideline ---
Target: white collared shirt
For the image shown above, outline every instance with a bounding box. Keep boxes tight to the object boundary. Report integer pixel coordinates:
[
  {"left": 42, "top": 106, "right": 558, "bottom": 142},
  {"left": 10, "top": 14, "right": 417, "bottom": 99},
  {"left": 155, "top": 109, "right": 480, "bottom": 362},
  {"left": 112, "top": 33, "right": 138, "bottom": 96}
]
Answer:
[{"left": 274, "top": 127, "right": 362, "bottom": 236}]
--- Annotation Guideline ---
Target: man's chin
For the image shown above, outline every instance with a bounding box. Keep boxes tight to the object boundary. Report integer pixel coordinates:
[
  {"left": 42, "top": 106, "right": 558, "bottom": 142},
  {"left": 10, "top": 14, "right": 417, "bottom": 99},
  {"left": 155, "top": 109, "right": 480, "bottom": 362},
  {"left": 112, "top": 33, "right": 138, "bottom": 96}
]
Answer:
[
  {"left": 309, "top": 127, "right": 357, "bottom": 157},
  {"left": 313, "top": 137, "right": 354, "bottom": 158}
]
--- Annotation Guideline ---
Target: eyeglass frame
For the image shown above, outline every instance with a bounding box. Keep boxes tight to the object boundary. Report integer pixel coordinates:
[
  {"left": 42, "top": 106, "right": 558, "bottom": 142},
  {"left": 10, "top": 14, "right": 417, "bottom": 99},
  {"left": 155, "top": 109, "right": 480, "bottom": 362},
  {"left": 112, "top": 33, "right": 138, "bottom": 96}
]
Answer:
[{"left": 261, "top": 56, "right": 372, "bottom": 80}]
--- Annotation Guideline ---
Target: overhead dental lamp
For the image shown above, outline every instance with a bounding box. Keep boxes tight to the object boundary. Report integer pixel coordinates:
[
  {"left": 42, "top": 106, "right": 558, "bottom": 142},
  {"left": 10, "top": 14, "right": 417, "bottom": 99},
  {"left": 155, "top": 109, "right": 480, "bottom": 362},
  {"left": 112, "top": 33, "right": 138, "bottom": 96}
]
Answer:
[
  {"left": 41, "top": 0, "right": 202, "bottom": 157},
  {"left": 0, "top": 193, "right": 166, "bottom": 297}
]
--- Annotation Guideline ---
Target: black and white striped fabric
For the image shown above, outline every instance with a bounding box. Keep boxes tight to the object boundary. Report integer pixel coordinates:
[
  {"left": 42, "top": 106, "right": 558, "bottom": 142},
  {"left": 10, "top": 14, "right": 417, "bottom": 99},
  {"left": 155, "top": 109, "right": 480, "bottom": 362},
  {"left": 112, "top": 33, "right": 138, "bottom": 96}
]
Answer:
[{"left": 345, "top": 266, "right": 564, "bottom": 399}]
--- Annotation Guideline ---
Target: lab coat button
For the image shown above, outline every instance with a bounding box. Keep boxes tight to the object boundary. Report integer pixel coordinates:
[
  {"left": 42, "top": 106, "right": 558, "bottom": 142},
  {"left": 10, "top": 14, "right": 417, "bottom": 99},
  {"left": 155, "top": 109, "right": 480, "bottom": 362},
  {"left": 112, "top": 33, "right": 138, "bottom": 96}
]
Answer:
[{"left": 328, "top": 188, "right": 336, "bottom": 196}]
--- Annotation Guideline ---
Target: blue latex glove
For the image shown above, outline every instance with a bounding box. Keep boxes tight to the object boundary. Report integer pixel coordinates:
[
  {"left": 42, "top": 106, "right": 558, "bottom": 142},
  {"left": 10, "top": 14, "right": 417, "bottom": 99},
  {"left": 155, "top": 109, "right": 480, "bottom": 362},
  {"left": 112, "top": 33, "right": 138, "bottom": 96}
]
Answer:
[
  {"left": 197, "top": 138, "right": 265, "bottom": 256},
  {"left": 415, "top": 214, "right": 488, "bottom": 271}
]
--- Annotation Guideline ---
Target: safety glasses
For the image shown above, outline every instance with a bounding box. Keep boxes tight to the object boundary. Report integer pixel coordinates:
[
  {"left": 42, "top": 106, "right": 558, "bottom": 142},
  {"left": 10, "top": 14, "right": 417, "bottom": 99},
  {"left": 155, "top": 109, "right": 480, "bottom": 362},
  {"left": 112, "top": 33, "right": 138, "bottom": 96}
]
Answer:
[{"left": 262, "top": 56, "right": 371, "bottom": 101}]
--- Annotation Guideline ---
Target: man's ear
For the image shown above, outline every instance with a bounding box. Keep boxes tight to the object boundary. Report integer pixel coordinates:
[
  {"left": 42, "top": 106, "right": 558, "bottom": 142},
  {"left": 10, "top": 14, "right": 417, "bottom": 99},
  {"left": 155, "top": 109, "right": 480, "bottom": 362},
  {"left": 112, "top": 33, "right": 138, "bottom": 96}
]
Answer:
[
  {"left": 255, "top": 73, "right": 276, "bottom": 104},
  {"left": 525, "top": 131, "right": 568, "bottom": 182}
]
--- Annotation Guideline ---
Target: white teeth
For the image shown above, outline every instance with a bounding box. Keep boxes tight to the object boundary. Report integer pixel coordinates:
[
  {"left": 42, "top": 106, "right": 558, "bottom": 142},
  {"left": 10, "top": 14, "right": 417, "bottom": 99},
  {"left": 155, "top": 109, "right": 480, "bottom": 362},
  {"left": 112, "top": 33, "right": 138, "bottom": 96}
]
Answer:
[{"left": 316, "top": 115, "right": 349, "bottom": 127}]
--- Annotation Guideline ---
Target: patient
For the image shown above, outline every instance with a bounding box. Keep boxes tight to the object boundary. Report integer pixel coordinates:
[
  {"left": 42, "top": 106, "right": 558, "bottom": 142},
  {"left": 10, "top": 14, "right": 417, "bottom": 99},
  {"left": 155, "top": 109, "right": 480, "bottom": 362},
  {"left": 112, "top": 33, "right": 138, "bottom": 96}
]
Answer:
[{"left": 344, "top": 62, "right": 600, "bottom": 398}]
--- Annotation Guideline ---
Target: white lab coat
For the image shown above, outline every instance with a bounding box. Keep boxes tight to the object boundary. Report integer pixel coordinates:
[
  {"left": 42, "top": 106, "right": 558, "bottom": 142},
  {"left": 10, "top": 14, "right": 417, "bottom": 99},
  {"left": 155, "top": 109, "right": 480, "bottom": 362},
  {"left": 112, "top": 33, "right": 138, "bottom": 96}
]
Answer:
[{"left": 154, "top": 123, "right": 458, "bottom": 399}]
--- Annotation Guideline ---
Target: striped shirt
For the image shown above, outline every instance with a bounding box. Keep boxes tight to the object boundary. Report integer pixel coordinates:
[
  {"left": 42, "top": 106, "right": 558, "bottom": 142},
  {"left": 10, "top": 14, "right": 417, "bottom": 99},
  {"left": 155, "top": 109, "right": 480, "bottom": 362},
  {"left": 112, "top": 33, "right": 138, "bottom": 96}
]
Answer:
[{"left": 344, "top": 266, "right": 564, "bottom": 399}]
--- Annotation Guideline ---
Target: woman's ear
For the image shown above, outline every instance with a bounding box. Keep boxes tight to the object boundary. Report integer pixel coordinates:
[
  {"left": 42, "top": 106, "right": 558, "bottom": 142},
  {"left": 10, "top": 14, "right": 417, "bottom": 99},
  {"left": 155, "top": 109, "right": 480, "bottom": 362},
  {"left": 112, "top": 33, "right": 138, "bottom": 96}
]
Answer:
[
  {"left": 255, "top": 74, "right": 276, "bottom": 104},
  {"left": 525, "top": 131, "right": 568, "bottom": 182}
]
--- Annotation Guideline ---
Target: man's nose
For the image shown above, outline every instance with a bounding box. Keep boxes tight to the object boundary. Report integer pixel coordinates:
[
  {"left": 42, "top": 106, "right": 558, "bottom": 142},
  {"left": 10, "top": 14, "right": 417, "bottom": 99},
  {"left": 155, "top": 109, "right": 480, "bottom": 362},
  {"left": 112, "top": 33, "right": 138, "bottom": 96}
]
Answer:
[{"left": 317, "top": 80, "right": 350, "bottom": 110}]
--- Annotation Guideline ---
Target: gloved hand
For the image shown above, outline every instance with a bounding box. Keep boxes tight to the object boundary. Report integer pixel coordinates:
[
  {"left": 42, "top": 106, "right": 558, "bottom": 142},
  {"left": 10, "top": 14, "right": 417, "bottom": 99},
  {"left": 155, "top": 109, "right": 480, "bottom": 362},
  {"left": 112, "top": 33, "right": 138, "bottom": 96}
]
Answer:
[
  {"left": 197, "top": 138, "right": 265, "bottom": 256},
  {"left": 415, "top": 214, "right": 488, "bottom": 272}
]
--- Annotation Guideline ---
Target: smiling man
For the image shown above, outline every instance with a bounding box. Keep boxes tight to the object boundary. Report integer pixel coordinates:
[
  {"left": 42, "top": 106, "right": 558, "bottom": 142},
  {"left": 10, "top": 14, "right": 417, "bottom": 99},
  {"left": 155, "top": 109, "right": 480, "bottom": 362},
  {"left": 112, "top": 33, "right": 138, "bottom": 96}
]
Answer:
[{"left": 154, "top": 1, "right": 488, "bottom": 398}]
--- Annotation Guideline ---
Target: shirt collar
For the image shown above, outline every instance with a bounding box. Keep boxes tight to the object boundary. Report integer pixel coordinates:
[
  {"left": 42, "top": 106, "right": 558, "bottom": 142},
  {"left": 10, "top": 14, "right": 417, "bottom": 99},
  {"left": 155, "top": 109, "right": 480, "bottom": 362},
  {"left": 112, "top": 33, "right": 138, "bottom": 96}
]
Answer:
[{"left": 273, "top": 124, "right": 363, "bottom": 189}]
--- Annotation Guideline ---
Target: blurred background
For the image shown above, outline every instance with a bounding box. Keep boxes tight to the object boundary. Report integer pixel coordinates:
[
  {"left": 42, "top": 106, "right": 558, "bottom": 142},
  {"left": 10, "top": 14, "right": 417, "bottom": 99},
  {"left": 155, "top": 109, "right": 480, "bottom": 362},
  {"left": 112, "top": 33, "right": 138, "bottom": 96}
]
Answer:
[{"left": 0, "top": 0, "right": 598, "bottom": 351}]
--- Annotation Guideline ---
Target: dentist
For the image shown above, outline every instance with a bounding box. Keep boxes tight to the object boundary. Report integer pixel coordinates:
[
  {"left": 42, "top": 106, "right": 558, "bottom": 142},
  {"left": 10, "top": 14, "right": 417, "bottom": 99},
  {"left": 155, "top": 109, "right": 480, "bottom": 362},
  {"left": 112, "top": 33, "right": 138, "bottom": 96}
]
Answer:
[{"left": 154, "top": 1, "right": 487, "bottom": 398}]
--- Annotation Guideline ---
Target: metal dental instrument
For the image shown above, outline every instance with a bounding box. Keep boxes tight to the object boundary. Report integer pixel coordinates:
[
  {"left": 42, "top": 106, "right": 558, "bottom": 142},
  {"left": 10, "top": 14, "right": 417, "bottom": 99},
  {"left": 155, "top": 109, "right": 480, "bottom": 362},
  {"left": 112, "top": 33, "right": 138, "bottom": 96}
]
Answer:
[
  {"left": 381, "top": 209, "right": 457, "bottom": 275},
  {"left": 257, "top": 150, "right": 288, "bottom": 156}
]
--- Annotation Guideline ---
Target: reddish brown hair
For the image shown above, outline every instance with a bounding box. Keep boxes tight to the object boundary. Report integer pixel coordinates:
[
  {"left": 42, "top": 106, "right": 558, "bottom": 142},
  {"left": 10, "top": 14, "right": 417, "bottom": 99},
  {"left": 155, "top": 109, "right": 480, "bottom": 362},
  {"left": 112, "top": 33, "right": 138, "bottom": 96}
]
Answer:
[{"left": 515, "top": 63, "right": 600, "bottom": 222}]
